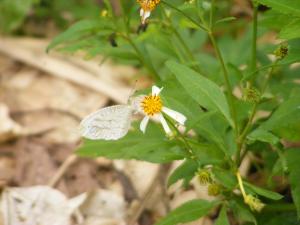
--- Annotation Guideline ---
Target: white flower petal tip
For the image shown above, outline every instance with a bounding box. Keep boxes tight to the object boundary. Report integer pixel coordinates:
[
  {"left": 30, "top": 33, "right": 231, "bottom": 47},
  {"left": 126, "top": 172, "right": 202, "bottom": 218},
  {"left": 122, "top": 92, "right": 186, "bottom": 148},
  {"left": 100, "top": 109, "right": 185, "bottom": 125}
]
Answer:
[
  {"left": 158, "top": 114, "right": 172, "bottom": 135},
  {"left": 162, "top": 107, "right": 187, "bottom": 125},
  {"left": 152, "top": 85, "right": 163, "bottom": 96},
  {"left": 140, "top": 116, "right": 150, "bottom": 133}
]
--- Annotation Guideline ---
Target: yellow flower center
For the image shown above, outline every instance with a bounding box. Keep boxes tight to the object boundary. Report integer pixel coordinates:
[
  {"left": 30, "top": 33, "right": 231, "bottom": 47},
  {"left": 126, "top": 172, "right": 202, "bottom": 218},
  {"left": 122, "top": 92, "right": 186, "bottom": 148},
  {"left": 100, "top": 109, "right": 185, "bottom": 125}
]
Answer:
[
  {"left": 137, "top": 0, "right": 160, "bottom": 11},
  {"left": 141, "top": 94, "right": 162, "bottom": 116}
]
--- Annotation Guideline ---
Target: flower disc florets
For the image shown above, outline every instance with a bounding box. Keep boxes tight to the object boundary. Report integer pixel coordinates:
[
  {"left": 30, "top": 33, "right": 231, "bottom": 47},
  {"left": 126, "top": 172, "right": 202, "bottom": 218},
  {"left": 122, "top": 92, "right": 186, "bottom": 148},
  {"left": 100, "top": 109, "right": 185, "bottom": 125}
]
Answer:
[
  {"left": 141, "top": 95, "right": 163, "bottom": 116},
  {"left": 137, "top": 0, "right": 160, "bottom": 11}
]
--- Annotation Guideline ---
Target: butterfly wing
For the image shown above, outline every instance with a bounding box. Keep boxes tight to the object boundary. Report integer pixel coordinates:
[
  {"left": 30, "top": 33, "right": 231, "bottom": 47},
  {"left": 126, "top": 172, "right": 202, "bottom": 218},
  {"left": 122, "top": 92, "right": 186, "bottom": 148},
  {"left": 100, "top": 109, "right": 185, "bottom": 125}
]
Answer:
[{"left": 79, "top": 105, "right": 133, "bottom": 140}]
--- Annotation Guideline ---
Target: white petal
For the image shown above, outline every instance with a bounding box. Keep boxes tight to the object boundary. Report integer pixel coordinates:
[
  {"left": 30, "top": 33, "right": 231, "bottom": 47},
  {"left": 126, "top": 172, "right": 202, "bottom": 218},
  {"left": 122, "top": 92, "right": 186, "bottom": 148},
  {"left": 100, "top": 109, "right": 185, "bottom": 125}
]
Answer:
[
  {"left": 141, "top": 10, "right": 151, "bottom": 24},
  {"left": 140, "top": 116, "right": 150, "bottom": 133},
  {"left": 152, "top": 85, "right": 163, "bottom": 96},
  {"left": 158, "top": 114, "right": 172, "bottom": 135},
  {"left": 140, "top": 8, "right": 144, "bottom": 17},
  {"left": 162, "top": 107, "right": 187, "bottom": 125}
]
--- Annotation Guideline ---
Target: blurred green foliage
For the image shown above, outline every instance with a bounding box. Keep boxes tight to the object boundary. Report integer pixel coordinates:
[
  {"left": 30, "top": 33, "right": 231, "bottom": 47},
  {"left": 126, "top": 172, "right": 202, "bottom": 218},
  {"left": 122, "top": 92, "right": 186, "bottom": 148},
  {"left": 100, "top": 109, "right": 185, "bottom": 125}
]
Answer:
[{"left": 0, "top": 0, "right": 100, "bottom": 34}]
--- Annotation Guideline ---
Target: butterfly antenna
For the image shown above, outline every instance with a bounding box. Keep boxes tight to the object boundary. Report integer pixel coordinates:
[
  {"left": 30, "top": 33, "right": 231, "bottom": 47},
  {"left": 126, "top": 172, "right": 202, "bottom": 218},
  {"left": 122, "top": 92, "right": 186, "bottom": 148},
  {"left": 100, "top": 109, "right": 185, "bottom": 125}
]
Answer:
[{"left": 127, "top": 80, "right": 138, "bottom": 105}]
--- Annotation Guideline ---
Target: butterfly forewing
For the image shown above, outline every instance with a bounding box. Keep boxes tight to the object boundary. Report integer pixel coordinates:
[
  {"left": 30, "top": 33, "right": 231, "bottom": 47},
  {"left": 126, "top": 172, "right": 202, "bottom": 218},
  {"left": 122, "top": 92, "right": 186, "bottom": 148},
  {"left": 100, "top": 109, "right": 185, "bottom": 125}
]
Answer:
[{"left": 79, "top": 105, "right": 133, "bottom": 140}]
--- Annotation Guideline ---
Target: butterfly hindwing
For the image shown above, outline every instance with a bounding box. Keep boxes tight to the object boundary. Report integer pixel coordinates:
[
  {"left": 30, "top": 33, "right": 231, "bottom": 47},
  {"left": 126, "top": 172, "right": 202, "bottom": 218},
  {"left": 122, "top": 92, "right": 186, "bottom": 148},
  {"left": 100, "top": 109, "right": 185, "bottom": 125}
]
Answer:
[{"left": 79, "top": 105, "right": 133, "bottom": 140}]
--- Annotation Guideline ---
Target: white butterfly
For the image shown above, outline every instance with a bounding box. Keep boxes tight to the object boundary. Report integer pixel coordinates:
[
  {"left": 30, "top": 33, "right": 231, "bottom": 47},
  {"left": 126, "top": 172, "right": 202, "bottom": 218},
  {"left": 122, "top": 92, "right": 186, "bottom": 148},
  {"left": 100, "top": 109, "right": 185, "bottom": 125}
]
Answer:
[
  {"left": 79, "top": 85, "right": 187, "bottom": 141},
  {"left": 79, "top": 105, "right": 134, "bottom": 140}
]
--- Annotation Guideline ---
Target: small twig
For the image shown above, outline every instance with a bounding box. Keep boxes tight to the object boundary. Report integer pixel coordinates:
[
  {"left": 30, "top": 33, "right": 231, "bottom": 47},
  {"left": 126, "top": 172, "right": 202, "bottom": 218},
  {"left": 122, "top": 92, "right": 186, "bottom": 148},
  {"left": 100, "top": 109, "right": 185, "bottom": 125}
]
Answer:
[
  {"left": 126, "top": 165, "right": 167, "bottom": 225},
  {"left": 158, "top": 164, "right": 172, "bottom": 213},
  {"left": 115, "top": 169, "right": 139, "bottom": 203},
  {"left": 48, "top": 154, "right": 78, "bottom": 188}
]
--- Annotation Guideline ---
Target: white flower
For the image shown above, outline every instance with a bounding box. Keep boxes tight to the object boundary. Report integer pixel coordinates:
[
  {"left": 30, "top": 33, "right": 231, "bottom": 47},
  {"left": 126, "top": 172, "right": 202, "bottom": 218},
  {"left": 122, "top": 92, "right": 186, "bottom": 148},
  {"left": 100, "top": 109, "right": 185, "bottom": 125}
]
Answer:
[{"left": 132, "top": 85, "right": 187, "bottom": 135}]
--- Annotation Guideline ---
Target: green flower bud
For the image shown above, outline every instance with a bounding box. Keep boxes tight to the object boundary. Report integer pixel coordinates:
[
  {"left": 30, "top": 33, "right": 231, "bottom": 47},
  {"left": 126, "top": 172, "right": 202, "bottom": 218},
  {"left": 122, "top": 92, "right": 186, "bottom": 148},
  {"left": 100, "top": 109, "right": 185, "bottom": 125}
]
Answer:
[
  {"left": 207, "top": 183, "right": 221, "bottom": 196},
  {"left": 243, "top": 87, "right": 261, "bottom": 103},
  {"left": 274, "top": 44, "right": 289, "bottom": 60},
  {"left": 101, "top": 10, "right": 108, "bottom": 17},
  {"left": 197, "top": 169, "right": 211, "bottom": 185}
]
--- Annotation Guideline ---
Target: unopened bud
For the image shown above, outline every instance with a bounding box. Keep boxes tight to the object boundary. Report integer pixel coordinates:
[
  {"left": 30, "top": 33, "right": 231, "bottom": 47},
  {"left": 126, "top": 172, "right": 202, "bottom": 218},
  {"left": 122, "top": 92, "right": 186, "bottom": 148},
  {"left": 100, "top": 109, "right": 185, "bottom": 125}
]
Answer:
[
  {"left": 274, "top": 44, "right": 289, "bottom": 60},
  {"left": 101, "top": 10, "right": 108, "bottom": 17},
  {"left": 208, "top": 183, "right": 221, "bottom": 196},
  {"left": 197, "top": 169, "right": 211, "bottom": 185},
  {"left": 243, "top": 87, "right": 261, "bottom": 103}
]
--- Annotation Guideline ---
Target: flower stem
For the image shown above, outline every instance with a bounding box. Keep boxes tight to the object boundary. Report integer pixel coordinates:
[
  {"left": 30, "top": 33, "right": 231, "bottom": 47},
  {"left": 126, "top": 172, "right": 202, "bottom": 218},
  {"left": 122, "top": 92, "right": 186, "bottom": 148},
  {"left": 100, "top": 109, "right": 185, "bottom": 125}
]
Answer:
[
  {"left": 165, "top": 116, "right": 200, "bottom": 165},
  {"left": 236, "top": 60, "right": 279, "bottom": 165},
  {"left": 236, "top": 171, "right": 247, "bottom": 199}
]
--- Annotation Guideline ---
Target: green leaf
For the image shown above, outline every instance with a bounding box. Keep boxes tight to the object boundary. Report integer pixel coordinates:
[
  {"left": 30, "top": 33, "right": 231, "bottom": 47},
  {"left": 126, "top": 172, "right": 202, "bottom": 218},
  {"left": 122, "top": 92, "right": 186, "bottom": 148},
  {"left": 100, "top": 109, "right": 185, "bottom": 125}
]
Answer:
[
  {"left": 285, "top": 148, "right": 300, "bottom": 219},
  {"left": 257, "top": 0, "right": 300, "bottom": 16},
  {"left": 77, "top": 123, "right": 185, "bottom": 163},
  {"left": 165, "top": 61, "right": 233, "bottom": 127},
  {"left": 261, "top": 94, "right": 300, "bottom": 141},
  {"left": 193, "top": 111, "right": 231, "bottom": 156},
  {"left": 161, "top": 78, "right": 204, "bottom": 131},
  {"left": 248, "top": 129, "right": 280, "bottom": 145},
  {"left": 0, "top": 0, "right": 37, "bottom": 33},
  {"left": 189, "top": 142, "right": 225, "bottom": 166},
  {"left": 280, "top": 19, "right": 300, "bottom": 40},
  {"left": 155, "top": 199, "right": 219, "bottom": 225},
  {"left": 257, "top": 211, "right": 299, "bottom": 225},
  {"left": 167, "top": 159, "right": 198, "bottom": 187},
  {"left": 244, "top": 182, "right": 283, "bottom": 200},
  {"left": 213, "top": 168, "right": 237, "bottom": 190},
  {"left": 47, "top": 19, "right": 114, "bottom": 52},
  {"left": 215, "top": 206, "right": 230, "bottom": 225}
]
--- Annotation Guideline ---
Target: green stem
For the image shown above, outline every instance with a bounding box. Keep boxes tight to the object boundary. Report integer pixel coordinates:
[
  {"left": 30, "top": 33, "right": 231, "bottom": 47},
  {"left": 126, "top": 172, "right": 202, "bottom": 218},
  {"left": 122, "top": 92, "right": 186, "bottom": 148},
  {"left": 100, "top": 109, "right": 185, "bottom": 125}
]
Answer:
[
  {"left": 206, "top": 1, "right": 238, "bottom": 134},
  {"left": 160, "top": 5, "right": 203, "bottom": 74},
  {"left": 118, "top": 1, "right": 159, "bottom": 80},
  {"left": 161, "top": 0, "right": 208, "bottom": 31},
  {"left": 236, "top": 60, "right": 279, "bottom": 165},
  {"left": 208, "top": 32, "right": 239, "bottom": 134},
  {"left": 165, "top": 116, "right": 200, "bottom": 165},
  {"left": 236, "top": 171, "right": 247, "bottom": 199},
  {"left": 125, "top": 35, "right": 160, "bottom": 80},
  {"left": 172, "top": 29, "right": 204, "bottom": 74}
]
